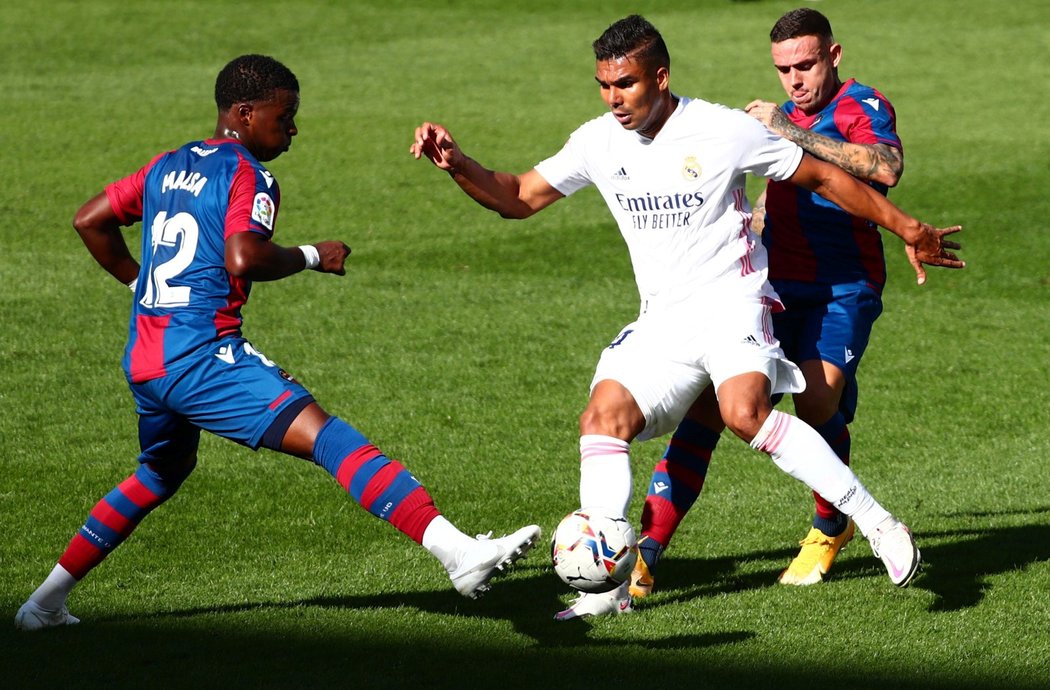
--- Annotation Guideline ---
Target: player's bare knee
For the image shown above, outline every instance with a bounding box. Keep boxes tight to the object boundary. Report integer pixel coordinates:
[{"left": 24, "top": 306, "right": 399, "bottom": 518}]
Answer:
[
  {"left": 579, "top": 404, "right": 637, "bottom": 440},
  {"left": 721, "top": 403, "right": 766, "bottom": 442},
  {"left": 578, "top": 405, "right": 607, "bottom": 436}
]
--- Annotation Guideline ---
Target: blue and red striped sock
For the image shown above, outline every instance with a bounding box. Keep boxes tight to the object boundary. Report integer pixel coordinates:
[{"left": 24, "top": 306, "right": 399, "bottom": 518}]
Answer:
[
  {"left": 812, "top": 413, "right": 851, "bottom": 537},
  {"left": 312, "top": 416, "right": 439, "bottom": 544},
  {"left": 58, "top": 460, "right": 193, "bottom": 581},
  {"left": 640, "top": 418, "right": 720, "bottom": 557}
]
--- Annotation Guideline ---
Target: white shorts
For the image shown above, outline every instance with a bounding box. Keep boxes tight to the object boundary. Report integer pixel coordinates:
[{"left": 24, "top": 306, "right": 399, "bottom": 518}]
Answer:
[{"left": 590, "top": 298, "right": 805, "bottom": 441}]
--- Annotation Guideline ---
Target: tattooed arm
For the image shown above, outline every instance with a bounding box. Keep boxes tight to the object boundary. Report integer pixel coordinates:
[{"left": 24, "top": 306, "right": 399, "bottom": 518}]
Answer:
[
  {"left": 745, "top": 99, "right": 903, "bottom": 187},
  {"left": 750, "top": 190, "right": 767, "bottom": 236}
]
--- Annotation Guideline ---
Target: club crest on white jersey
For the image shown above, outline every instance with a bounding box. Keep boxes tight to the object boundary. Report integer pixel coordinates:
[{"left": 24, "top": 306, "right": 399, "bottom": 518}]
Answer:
[{"left": 681, "top": 156, "right": 702, "bottom": 180}]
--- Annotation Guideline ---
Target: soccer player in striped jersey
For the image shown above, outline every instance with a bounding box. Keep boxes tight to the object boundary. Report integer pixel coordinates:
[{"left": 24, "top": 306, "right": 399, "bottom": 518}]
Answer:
[
  {"left": 15, "top": 54, "right": 539, "bottom": 631},
  {"left": 412, "top": 15, "right": 962, "bottom": 619},
  {"left": 632, "top": 8, "right": 939, "bottom": 595}
]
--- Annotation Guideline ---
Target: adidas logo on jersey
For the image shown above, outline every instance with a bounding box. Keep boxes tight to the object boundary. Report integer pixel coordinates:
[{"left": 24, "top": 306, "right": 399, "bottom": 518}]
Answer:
[
  {"left": 742, "top": 334, "right": 760, "bottom": 346},
  {"left": 611, "top": 166, "right": 630, "bottom": 181}
]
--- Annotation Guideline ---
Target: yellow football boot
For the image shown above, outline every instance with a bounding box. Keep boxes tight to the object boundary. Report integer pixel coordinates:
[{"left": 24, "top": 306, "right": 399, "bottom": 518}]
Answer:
[
  {"left": 628, "top": 542, "right": 656, "bottom": 599},
  {"left": 777, "top": 520, "right": 855, "bottom": 586}
]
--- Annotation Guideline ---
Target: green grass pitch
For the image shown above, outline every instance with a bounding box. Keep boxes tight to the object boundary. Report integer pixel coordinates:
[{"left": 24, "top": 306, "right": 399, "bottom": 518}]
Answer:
[{"left": 1, "top": 1, "right": 1047, "bottom": 687}]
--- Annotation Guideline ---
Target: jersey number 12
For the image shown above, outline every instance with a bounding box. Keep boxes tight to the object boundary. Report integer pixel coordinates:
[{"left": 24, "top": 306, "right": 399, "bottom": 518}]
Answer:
[{"left": 139, "top": 211, "right": 199, "bottom": 309}]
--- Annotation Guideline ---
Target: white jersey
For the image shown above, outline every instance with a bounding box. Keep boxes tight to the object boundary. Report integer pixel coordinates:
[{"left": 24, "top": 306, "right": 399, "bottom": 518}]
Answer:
[{"left": 535, "top": 96, "right": 803, "bottom": 316}]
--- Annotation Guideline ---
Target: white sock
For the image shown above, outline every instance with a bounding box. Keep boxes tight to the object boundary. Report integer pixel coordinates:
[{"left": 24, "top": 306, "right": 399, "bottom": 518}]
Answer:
[
  {"left": 421, "top": 516, "right": 477, "bottom": 572},
  {"left": 29, "top": 564, "right": 77, "bottom": 611},
  {"left": 579, "top": 434, "right": 632, "bottom": 518},
  {"left": 751, "top": 410, "right": 890, "bottom": 536}
]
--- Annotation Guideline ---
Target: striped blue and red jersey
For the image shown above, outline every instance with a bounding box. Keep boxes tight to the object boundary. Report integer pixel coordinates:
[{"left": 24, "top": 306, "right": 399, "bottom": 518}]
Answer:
[
  {"left": 762, "top": 78, "right": 901, "bottom": 290},
  {"left": 105, "top": 138, "right": 281, "bottom": 383}
]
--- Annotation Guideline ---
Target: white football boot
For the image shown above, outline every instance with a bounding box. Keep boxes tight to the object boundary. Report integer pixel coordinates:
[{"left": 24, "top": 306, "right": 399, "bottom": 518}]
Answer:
[
  {"left": 14, "top": 600, "right": 80, "bottom": 631},
  {"left": 868, "top": 517, "right": 922, "bottom": 587},
  {"left": 449, "top": 524, "right": 541, "bottom": 599},
  {"left": 554, "top": 581, "right": 633, "bottom": 621}
]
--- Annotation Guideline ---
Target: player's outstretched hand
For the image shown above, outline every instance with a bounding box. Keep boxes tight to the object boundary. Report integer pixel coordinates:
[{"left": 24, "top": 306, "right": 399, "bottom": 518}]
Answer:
[
  {"left": 906, "top": 224, "right": 964, "bottom": 285},
  {"left": 315, "top": 240, "right": 351, "bottom": 276},
  {"left": 411, "top": 122, "right": 464, "bottom": 172}
]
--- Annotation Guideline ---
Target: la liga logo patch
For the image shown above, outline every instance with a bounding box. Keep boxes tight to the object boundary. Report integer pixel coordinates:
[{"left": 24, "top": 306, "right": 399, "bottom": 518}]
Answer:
[{"left": 252, "top": 192, "right": 275, "bottom": 230}]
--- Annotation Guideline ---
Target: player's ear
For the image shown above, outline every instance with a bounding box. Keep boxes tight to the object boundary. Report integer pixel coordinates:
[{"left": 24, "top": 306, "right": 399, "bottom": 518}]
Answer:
[
  {"left": 828, "top": 42, "right": 842, "bottom": 69},
  {"left": 656, "top": 65, "right": 670, "bottom": 91},
  {"left": 237, "top": 102, "right": 253, "bottom": 126}
]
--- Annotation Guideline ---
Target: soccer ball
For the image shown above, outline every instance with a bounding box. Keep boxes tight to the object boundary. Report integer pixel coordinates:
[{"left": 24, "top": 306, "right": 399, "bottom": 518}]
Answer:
[{"left": 551, "top": 508, "right": 637, "bottom": 593}]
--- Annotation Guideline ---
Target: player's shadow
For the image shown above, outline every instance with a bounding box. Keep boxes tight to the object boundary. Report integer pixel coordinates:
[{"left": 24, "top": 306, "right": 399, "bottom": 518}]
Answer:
[
  {"left": 815, "top": 509, "right": 1050, "bottom": 611},
  {"left": 908, "top": 513, "right": 1050, "bottom": 612},
  {"left": 108, "top": 563, "right": 754, "bottom": 650},
  {"left": 636, "top": 546, "right": 798, "bottom": 609},
  {"left": 646, "top": 510, "right": 1050, "bottom": 614},
  {"left": 94, "top": 510, "right": 1050, "bottom": 644}
]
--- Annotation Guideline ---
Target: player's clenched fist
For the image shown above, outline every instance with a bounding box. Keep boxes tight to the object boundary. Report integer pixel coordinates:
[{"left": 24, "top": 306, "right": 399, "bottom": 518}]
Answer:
[{"left": 315, "top": 240, "right": 351, "bottom": 276}]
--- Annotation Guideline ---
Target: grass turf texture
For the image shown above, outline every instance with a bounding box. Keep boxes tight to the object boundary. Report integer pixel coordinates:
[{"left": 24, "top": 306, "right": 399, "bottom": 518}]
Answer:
[{"left": 1, "top": 0, "right": 1048, "bottom": 687}]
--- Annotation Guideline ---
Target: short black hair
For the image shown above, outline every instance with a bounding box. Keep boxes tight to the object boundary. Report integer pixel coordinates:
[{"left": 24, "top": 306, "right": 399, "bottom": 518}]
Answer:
[
  {"left": 770, "top": 8, "right": 834, "bottom": 44},
  {"left": 593, "top": 15, "right": 670, "bottom": 70},
  {"left": 214, "top": 54, "right": 299, "bottom": 110}
]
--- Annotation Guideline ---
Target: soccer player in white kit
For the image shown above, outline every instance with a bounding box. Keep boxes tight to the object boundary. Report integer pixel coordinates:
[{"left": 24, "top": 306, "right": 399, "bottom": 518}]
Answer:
[{"left": 411, "top": 15, "right": 963, "bottom": 619}]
